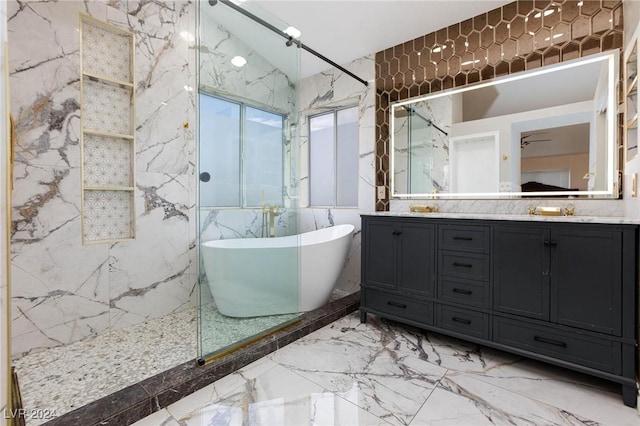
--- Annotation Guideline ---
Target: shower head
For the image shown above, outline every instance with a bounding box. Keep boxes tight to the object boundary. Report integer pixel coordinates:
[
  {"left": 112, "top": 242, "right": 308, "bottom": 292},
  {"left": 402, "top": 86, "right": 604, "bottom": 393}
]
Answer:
[{"left": 208, "top": 0, "right": 218, "bottom": 6}]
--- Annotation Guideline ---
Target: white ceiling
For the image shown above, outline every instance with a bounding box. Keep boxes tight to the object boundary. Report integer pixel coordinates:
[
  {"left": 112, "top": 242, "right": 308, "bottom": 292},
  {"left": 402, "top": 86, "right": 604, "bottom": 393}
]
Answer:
[{"left": 249, "top": 0, "right": 514, "bottom": 78}]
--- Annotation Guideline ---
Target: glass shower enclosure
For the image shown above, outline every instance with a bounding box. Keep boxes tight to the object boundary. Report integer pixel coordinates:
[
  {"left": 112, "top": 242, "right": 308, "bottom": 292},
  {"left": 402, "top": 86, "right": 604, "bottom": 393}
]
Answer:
[{"left": 196, "top": 0, "right": 301, "bottom": 361}]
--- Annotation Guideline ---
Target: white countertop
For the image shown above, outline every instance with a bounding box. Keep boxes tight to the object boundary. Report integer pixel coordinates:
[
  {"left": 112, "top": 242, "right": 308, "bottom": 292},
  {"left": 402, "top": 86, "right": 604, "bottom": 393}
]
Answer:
[{"left": 361, "top": 211, "right": 640, "bottom": 224}]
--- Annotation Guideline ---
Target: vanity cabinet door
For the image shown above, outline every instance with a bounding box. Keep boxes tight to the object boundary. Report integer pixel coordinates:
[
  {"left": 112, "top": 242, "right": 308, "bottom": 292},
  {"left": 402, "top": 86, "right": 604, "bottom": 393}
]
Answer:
[
  {"left": 397, "top": 222, "right": 436, "bottom": 297},
  {"left": 362, "top": 217, "right": 436, "bottom": 297},
  {"left": 362, "top": 219, "right": 396, "bottom": 289},
  {"left": 494, "top": 225, "right": 550, "bottom": 320},
  {"left": 550, "top": 227, "right": 622, "bottom": 336}
]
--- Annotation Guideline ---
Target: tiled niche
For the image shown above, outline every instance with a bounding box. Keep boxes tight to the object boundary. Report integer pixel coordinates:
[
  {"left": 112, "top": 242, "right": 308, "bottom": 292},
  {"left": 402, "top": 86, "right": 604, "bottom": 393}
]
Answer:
[
  {"left": 374, "top": 0, "right": 624, "bottom": 211},
  {"left": 80, "top": 14, "right": 136, "bottom": 243}
]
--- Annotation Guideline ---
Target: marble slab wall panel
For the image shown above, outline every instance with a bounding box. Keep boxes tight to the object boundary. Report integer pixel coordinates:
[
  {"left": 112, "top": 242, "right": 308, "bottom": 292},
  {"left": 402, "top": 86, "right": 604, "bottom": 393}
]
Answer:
[
  {"left": 390, "top": 198, "right": 625, "bottom": 217},
  {"left": 198, "top": 15, "right": 296, "bottom": 114},
  {"left": 297, "top": 55, "right": 375, "bottom": 295},
  {"left": 199, "top": 208, "right": 298, "bottom": 242},
  {"left": 8, "top": 0, "right": 198, "bottom": 358},
  {"left": 109, "top": 172, "right": 192, "bottom": 330},
  {"left": 1, "top": 0, "right": 9, "bottom": 420},
  {"left": 375, "top": 0, "right": 624, "bottom": 211}
]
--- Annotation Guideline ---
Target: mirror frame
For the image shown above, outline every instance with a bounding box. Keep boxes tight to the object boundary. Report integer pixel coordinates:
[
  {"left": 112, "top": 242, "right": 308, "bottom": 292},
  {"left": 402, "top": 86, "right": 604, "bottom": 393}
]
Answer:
[{"left": 390, "top": 50, "right": 620, "bottom": 200}]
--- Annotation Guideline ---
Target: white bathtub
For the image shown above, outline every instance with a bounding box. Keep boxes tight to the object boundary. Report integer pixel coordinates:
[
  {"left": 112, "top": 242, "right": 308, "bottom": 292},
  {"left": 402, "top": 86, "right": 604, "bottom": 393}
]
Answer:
[{"left": 201, "top": 224, "right": 355, "bottom": 317}]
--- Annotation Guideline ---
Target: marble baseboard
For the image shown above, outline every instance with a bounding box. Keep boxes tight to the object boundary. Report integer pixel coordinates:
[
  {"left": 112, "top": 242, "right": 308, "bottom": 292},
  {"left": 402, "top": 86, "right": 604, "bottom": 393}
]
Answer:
[{"left": 41, "top": 292, "right": 360, "bottom": 426}]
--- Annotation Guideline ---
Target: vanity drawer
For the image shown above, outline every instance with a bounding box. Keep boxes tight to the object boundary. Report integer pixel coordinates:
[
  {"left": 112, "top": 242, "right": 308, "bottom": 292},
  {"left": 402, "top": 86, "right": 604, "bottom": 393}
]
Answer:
[
  {"left": 363, "top": 288, "right": 433, "bottom": 325},
  {"left": 436, "top": 305, "right": 489, "bottom": 339},
  {"left": 439, "top": 225, "right": 490, "bottom": 253},
  {"left": 493, "top": 317, "right": 620, "bottom": 374},
  {"left": 438, "top": 277, "right": 488, "bottom": 308},
  {"left": 439, "top": 251, "right": 489, "bottom": 281}
]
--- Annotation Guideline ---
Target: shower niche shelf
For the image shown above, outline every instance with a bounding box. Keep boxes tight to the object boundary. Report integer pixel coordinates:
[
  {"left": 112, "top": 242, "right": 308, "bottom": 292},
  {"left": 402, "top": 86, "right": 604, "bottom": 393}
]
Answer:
[{"left": 80, "top": 14, "right": 136, "bottom": 244}]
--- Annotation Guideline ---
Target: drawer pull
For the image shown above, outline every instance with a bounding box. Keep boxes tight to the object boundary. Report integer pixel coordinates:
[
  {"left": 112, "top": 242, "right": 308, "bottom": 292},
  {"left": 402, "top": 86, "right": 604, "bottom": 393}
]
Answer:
[
  {"left": 392, "top": 231, "right": 403, "bottom": 236},
  {"left": 543, "top": 240, "right": 558, "bottom": 247},
  {"left": 453, "top": 236, "right": 473, "bottom": 241},
  {"left": 453, "top": 262, "right": 473, "bottom": 268},
  {"left": 387, "top": 301, "right": 407, "bottom": 309},
  {"left": 452, "top": 288, "right": 472, "bottom": 295},
  {"left": 452, "top": 317, "right": 471, "bottom": 325},
  {"left": 533, "top": 335, "right": 567, "bottom": 348}
]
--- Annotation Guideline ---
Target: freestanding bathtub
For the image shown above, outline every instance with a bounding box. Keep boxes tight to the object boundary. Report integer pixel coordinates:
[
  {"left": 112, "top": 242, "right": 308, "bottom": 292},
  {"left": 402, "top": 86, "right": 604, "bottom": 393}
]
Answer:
[{"left": 201, "top": 224, "right": 355, "bottom": 317}]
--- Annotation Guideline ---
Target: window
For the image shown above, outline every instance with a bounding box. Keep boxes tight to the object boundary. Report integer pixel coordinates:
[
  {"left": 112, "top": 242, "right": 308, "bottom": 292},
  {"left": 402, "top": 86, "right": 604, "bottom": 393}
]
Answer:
[
  {"left": 199, "top": 93, "right": 284, "bottom": 208},
  {"left": 309, "top": 106, "right": 358, "bottom": 207}
]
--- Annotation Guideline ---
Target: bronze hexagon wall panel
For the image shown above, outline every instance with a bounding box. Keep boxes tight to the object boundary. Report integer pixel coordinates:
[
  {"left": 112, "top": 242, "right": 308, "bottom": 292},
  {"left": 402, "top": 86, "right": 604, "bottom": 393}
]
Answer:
[{"left": 374, "top": 0, "right": 623, "bottom": 211}]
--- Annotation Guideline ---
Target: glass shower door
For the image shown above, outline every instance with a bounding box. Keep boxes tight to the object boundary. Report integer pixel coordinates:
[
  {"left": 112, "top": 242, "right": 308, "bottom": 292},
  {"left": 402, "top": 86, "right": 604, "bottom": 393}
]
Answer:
[{"left": 196, "top": 0, "right": 300, "bottom": 361}]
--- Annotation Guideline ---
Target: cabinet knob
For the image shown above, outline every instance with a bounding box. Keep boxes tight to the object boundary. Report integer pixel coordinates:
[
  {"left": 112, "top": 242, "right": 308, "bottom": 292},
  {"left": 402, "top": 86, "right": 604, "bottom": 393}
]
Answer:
[
  {"left": 392, "top": 231, "right": 403, "bottom": 236},
  {"left": 543, "top": 240, "right": 558, "bottom": 246}
]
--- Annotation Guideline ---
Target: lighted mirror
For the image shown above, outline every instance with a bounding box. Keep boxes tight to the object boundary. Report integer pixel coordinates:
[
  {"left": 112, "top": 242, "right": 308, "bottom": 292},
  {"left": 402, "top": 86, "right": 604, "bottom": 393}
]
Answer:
[{"left": 390, "top": 50, "right": 619, "bottom": 199}]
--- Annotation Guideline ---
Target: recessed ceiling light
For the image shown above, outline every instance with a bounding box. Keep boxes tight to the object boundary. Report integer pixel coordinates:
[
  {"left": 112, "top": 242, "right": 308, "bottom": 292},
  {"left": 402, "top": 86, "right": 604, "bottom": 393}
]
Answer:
[
  {"left": 231, "top": 56, "right": 247, "bottom": 67},
  {"left": 180, "top": 31, "right": 194, "bottom": 43},
  {"left": 284, "top": 26, "right": 301, "bottom": 39}
]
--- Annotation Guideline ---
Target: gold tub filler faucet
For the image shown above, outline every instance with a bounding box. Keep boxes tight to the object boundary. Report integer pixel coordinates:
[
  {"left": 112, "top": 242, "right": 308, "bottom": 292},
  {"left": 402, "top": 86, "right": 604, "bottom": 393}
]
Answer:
[{"left": 262, "top": 204, "right": 280, "bottom": 237}]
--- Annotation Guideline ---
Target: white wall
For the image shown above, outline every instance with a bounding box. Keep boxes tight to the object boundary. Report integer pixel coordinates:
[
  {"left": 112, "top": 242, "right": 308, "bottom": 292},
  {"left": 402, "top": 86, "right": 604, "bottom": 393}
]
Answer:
[{"left": 452, "top": 101, "right": 594, "bottom": 187}]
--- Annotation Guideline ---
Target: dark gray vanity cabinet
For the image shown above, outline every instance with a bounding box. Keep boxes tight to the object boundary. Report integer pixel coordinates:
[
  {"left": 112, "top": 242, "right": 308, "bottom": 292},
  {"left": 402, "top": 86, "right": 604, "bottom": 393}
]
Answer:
[
  {"left": 361, "top": 217, "right": 436, "bottom": 325},
  {"left": 360, "top": 215, "right": 638, "bottom": 407},
  {"left": 494, "top": 224, "right": 623, "bottom": 335}
]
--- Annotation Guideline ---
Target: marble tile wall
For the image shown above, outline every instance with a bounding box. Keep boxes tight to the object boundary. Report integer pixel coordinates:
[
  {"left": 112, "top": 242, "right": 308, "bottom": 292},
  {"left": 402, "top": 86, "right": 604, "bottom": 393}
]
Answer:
[
  {"left": 8, "top": 0, "right": 197, "bottom": 358},
  {"left": 376, "top": 0, "right": 624, "bottom": 212},
  {"left": 297, "top": 55, "right": 375, "bottom": 295},
  {"left": 1, "top": 0, "right": 9, "bottom": 421}
]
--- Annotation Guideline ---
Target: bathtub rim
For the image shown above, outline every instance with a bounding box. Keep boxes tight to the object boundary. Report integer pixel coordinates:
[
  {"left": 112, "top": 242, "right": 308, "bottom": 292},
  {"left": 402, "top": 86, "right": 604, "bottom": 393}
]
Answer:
[{"left": 200, "top": 224, "right": 355, "bottom": 250}]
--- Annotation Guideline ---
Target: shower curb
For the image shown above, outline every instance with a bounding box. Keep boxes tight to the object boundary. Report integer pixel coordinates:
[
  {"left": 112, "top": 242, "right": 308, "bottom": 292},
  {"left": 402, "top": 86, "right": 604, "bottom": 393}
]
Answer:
[{"left": 43, "top": 291, "right": 361, "bottom": 426}]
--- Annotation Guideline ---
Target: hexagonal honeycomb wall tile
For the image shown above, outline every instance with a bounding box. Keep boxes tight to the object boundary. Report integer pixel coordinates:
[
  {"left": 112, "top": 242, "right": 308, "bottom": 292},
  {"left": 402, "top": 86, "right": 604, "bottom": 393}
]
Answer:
[{"left": 374, "top": 0, "right": 623, "bottom": 211}]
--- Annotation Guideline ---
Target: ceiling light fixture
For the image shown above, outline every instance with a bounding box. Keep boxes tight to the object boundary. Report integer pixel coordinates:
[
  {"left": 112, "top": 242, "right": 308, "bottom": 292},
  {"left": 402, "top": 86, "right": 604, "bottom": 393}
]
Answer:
[
  {"left": 284, "top": 26, "right": 301, "bottom": 39},
  {"left": 231, "top": 55, "right": 247, "bottom": 67}
]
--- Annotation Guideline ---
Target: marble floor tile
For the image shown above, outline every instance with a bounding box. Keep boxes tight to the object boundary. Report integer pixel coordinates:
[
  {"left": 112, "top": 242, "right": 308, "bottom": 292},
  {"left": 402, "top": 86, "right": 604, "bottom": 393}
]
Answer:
[
  {"left": 465, "top": 358, "right": 640, "bottom": 426},
  {"left": 166, "top": 357, "right": 280, "bottom": 421},
  {"left": 134, "top": 311, "right": 639, "bottom": 426},
  {"left": 270, "top": 316, "right": 448, "bottom": 425},
  {"left": 411, "top": 372, "right": 597, "bottom": 425},
  {"left": 167, "top": 366, "right": 386, "bottom": 426},
  {"left": 375, "top": 315, "right": 521, "bottom": 374},
  {"left": 131, "top": 408, "right": 179, "bottom": 426}
]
